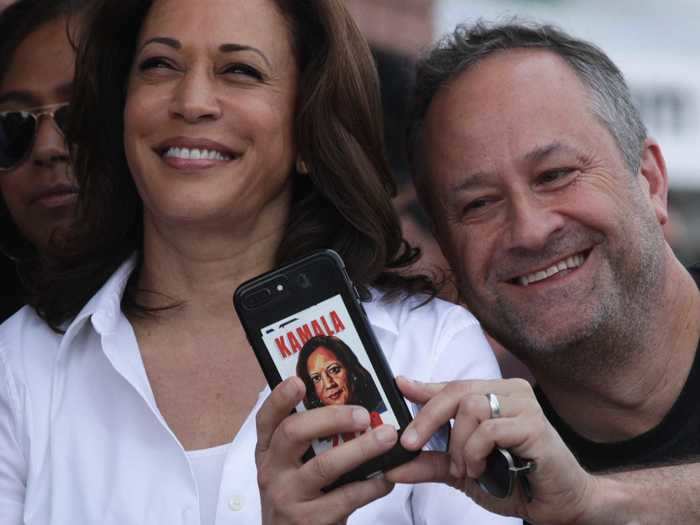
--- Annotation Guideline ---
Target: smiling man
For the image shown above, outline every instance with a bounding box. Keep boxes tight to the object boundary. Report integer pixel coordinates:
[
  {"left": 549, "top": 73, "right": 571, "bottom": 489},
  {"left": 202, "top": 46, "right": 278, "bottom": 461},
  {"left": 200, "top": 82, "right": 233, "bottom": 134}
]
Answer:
[{"left": 388, "top": 21, "right": 700, "bottom": 524}]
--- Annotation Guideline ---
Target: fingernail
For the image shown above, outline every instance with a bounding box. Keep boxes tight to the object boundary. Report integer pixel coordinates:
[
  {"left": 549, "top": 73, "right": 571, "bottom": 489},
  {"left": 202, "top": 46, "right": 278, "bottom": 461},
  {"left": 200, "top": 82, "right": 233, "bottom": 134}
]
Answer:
[
  {"left": 402, "top": 428, "right": 418, "bottom": 447},
  {"left": 376, "top": 425, "right": 397, "bottom": 444},
  {"left": 353, "top": 408, "right": 369, "bottom": 427},
  {"left": 449, "top": 461, "right": 461, "bottom": 478}
]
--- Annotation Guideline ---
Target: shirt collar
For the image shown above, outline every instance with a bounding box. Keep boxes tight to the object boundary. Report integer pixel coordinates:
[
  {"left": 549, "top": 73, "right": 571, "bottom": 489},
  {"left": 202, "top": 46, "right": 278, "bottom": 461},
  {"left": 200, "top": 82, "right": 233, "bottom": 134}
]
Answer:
[
  {"left": 62, "top": 254, "right": 138, "bottom": 340},
  {"left": 363, "top": 289, "right": 399, "bottom": 336},
  {"left": 59, "top": 261, "right": 401, "bottom": 344}
]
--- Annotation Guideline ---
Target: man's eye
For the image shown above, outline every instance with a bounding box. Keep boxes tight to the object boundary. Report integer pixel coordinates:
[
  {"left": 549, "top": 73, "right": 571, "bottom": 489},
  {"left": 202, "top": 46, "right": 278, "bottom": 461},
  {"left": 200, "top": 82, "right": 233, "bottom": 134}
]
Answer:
[
  {"left": 538, "top": 168, "right": 575, "bottom": 186},
  {"left": 462, "top": 198, "right": 492, "bottom": 216},
  {"left": 223, "top": 63, "right": 263, "bottom": 80}
]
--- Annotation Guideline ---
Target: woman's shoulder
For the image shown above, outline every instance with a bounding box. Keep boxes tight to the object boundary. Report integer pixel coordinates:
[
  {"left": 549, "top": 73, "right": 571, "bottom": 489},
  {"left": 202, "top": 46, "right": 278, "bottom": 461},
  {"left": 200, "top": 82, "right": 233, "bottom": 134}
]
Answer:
[
  {"left": 364, "top": 289, "right": 500, "bottom": 382},
  {"left": 364, "top": 289, "right": 481, "bottom": 336}
]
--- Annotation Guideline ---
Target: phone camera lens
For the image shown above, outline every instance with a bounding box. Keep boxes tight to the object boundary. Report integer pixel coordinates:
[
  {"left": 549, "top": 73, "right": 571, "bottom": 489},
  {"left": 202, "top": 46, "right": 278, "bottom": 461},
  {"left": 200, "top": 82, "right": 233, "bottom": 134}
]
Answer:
[{"left": 297, "top": 273, "right": 311, "bottom": 288}]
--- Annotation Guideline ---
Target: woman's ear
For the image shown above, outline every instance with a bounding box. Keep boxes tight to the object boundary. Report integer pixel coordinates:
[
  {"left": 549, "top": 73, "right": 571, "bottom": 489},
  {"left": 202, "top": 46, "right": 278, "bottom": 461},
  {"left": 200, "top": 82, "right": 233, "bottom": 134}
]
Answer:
[{"left": 296, "top": 156, "right": 309, "bottom": 175}]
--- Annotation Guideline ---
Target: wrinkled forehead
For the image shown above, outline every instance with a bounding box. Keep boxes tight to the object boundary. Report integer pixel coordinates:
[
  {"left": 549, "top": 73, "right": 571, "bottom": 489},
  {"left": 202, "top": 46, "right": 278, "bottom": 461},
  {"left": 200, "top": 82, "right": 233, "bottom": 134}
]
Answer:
[{"left": 421, "top": 50, "right": 603, "bottom": 184}]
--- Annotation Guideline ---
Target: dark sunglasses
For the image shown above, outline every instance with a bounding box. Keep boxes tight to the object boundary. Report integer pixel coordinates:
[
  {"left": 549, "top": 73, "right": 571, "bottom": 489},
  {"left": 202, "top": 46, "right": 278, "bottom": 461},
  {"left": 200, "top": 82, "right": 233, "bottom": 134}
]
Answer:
[
  {"left": 478, "top": 447, "right": 536, "bottom": 501},
  {"left": 0, "top": 102, "right": 69, "bottom": 171}
]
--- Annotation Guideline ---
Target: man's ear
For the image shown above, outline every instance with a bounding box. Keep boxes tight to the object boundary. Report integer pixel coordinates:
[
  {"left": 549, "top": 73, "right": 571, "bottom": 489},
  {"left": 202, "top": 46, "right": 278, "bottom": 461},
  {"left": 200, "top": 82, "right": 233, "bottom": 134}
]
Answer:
[{"left": 638, "top": 138, "right": 669, "bottom": 226}]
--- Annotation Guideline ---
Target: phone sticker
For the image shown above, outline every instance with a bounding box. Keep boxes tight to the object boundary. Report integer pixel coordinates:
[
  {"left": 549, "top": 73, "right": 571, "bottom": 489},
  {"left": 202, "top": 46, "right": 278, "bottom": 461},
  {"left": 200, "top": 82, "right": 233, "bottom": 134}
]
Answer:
[{"left": 261, "top": 295, "right": 399, "bottom": 454}]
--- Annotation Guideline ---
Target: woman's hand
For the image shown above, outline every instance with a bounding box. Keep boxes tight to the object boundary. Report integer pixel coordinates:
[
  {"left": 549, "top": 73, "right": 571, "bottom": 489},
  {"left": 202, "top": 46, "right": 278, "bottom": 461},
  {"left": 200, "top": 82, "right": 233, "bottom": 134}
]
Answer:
[
  {"left": 386, "top": 377, "right": 599, "bottom": 525},
  {"left": 255, "top": 377, "right": 397, "bottom": 525}
]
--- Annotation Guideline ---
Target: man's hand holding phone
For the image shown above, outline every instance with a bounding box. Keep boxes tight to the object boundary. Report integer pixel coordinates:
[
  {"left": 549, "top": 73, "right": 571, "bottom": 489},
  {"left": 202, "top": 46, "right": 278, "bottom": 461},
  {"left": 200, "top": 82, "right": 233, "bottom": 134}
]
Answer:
[
  {"left": 255, "top": 377, "right": 398, "bottom": 525},
  {"left": 386, "top": 377, "right": 599, "bottom": 525}
]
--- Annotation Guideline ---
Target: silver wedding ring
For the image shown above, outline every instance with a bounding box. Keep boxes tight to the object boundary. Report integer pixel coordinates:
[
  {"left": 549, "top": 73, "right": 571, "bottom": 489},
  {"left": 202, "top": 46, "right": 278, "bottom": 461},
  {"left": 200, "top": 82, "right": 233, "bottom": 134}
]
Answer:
[{"left": 486, "top": 393, "right": 501, "bottom": 419}]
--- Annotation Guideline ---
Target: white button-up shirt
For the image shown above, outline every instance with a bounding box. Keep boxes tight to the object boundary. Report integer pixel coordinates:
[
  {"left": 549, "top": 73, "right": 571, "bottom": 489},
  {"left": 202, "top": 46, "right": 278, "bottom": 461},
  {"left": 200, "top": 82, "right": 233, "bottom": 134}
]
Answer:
[{"left": 0, "top": 257, "right": 519, "bottom": 525}]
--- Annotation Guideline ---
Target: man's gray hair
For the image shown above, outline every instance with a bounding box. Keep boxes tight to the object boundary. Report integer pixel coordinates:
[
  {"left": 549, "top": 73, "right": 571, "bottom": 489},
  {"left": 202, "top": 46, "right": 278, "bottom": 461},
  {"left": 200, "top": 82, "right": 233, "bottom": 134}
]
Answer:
[{"left": 409, "top": 21, "right": 647, "bottom": 192}]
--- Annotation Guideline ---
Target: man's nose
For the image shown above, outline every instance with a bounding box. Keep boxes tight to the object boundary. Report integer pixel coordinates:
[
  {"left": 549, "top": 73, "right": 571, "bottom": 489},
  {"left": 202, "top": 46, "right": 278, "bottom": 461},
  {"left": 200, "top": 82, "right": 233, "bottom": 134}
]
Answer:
[
  {"left": 169, "top": 68, "right": 222, "bottom": 123},
  {"left": 32, "top": 116, "right": 69, "bottom": 168},
  {"left": 506, "top": 191, "right": 566, "bottom": 251}
]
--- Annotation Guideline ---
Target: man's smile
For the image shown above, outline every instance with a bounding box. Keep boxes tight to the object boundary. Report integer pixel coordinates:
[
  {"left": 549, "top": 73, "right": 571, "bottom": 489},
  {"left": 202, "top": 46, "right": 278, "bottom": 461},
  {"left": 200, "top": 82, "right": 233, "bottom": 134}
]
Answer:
[{"left": 513, "top": 251, "right": 590, "bottom": 287}]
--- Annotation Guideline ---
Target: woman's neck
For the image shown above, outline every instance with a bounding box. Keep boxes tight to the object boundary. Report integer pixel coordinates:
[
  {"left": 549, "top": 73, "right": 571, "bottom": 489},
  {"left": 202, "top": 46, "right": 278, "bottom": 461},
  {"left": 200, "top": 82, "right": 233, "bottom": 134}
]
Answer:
[{"left": 134, "top": 216, "right": 286, "bottom": 323}]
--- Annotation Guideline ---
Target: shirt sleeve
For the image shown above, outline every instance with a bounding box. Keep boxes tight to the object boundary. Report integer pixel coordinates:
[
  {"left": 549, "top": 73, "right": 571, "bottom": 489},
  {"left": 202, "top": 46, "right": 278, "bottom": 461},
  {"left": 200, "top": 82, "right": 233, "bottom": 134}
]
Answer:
[{"left": 0, "top": 344, "right": 26, "bottom": 525}]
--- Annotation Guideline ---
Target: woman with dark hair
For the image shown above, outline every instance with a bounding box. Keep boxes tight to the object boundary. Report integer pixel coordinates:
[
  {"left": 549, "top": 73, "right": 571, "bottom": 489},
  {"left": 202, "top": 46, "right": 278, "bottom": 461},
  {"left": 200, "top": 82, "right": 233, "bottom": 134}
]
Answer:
[
  {"left": 297, "top": 335, "right": 386, "bottom": 413},
  {"left": 0, "top": 0, "right": 86, "bottom": 321},
  {"left": 0, "top": 1, "right": 516, "bottom": 524},
  {"left": 297, "top": 335, "right": 387, "bottom": 447}
]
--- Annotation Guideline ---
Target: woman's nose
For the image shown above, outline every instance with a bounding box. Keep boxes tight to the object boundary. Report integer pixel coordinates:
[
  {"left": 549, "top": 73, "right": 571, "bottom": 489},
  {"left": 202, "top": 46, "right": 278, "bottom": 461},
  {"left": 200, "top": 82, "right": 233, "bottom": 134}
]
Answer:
[
  {"left": 169, "top": 68, "right": 222, "bottom": 123},
  {"left": 31, "top": 116, "right": 69, "bottom": 168},
  {"left": 322, "top": 373, "right": 337, "bottom": 389}
]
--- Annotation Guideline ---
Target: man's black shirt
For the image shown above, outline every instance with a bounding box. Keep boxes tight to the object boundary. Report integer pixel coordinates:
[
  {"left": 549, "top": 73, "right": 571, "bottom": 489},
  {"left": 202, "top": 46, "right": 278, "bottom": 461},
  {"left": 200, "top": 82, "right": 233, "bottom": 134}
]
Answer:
[{"left": 535, "top": 265, "right": 700, "bottom": 472}]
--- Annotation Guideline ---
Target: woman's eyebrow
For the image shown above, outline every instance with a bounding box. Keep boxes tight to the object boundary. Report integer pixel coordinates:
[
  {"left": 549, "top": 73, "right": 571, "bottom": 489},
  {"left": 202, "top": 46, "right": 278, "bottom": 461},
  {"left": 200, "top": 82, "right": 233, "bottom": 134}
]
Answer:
[
  {"left": 139, "top": 36, "right": 181, "bottom": 53},
  {"left": 219, "top": 43, "right": 271, "bottom": 68},
  {"left": 137, "top": 38, "right": 271, "bottom": 69},
  {"left": 0, "top": 90, "right": 39, "bottom": 107}
]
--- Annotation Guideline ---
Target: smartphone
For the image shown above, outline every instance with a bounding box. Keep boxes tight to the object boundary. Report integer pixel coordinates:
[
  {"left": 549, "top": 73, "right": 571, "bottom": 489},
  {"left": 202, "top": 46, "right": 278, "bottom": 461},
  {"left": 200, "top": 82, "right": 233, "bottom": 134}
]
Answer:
[{"left": 234, "top": 249, "right": 418, "bottom": 489}]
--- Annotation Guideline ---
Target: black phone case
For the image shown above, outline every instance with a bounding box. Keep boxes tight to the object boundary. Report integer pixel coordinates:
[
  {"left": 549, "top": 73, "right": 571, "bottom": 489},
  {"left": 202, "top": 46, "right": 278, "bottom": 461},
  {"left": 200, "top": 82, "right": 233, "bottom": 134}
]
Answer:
[{"left": 234, "top": 249, "right": 418, "bottom": 489}]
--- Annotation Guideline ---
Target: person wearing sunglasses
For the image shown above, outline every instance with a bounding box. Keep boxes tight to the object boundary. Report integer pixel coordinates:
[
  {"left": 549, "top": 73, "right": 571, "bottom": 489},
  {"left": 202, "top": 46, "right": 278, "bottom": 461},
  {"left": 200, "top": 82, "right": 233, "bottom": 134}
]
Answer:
[
  {"left": 0, "top": 1, "right": 521, "bottom": 524},
  {"left": 0, "top": 0, "right": 87, "bottom": 321}
]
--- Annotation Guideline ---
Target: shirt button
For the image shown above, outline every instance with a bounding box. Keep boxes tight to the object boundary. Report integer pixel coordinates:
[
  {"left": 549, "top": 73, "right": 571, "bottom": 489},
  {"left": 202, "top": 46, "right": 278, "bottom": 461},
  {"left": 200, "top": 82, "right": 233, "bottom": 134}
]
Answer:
[
  {"left": 228, "top": 495, "right": 244, "bottom": 511},
  {"left": 182, "top": 506, "right": 196, "bottom": 522}
]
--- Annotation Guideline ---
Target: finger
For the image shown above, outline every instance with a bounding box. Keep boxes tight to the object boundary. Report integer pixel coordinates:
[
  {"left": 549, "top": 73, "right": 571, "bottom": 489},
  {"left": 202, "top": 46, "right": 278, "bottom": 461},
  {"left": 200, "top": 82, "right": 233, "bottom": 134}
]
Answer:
[
  {"left": 305, "top": 476, "right": 394, "bottom": 524},
  {"left": 448, "top": 393, "right": 489, "bottom": 478},
  {"left": 400, "top": 379, "right": 493, "bottom": 451},
  {"left": 267, "top": 405, "right": 372, "bottom": 466},
  {"left": 395, "top": 376, "right": 447, "bottom": 404},
  {"left": 298, "top": 424, "right": 398, "bottom": 493},
  {"left": 400, "top": 378, "right": 532, "bottom": 450},
  {"left": 463, "top": 415, "right": 531, "bottom": 479},
  {"left": 255, "top": 377, "right": 305, "bottom": 457},
  {"left": 384, "top": 451, "right": 454, "bottom": 485},
  {"left": 450, "top": 394, "right": 533, "bottom": 478}
]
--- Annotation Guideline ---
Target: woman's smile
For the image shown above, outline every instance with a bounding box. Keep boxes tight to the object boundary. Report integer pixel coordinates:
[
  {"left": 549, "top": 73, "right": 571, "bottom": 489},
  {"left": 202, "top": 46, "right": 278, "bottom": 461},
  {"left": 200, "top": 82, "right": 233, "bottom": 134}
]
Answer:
[{"left": 154, "top": 136, "right": 238, "bottom": 171}]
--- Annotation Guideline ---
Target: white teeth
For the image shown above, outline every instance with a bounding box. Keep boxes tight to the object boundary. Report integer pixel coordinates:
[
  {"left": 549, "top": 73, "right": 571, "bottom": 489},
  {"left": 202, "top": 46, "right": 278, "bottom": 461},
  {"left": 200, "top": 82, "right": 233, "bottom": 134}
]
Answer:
[
  {"left": 163, "top": 147, "right": 231, "bottom": 161},
  {"left": 517, "top": 253, "right": 586, "bottom": 286}
]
